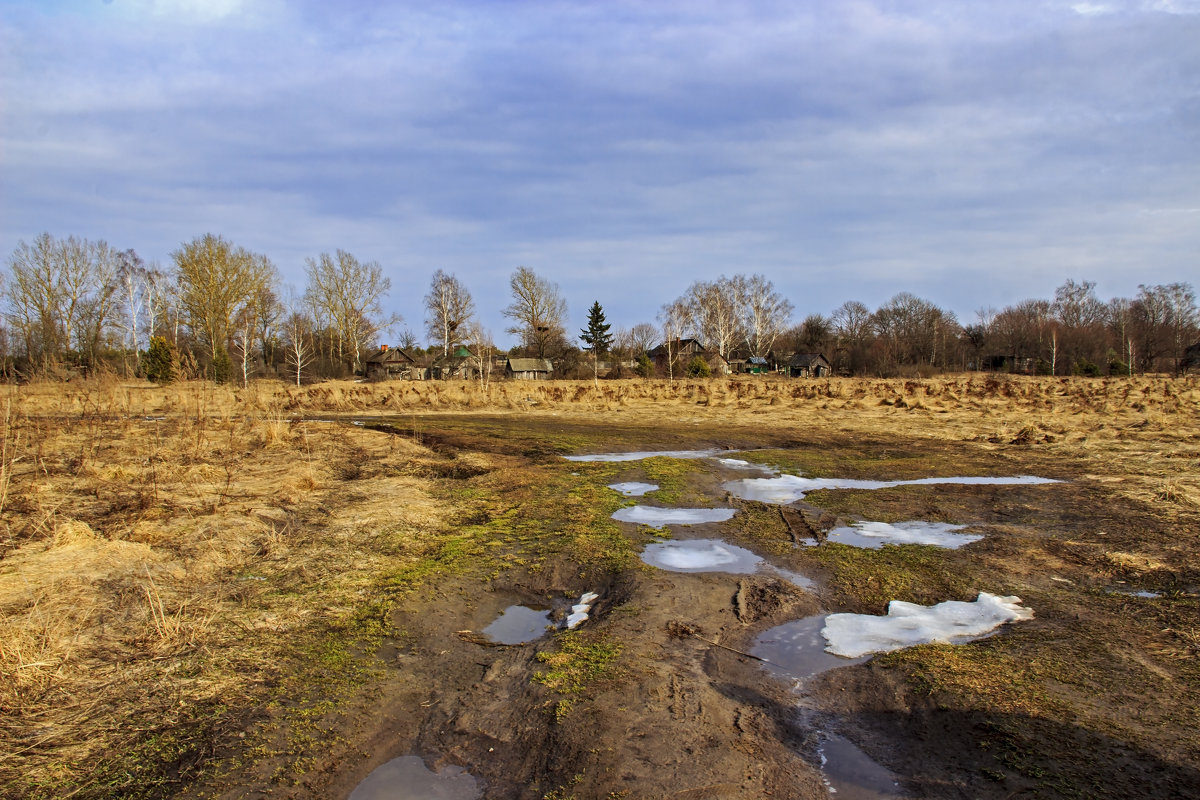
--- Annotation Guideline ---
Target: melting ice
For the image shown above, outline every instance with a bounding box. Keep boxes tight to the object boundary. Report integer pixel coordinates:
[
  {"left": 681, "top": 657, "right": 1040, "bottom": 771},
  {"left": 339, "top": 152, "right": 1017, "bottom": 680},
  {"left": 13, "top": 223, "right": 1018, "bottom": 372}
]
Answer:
[
  {"left": 641, "top": 539, "right": 762, "bottom": 574},
  {"left": 827, "top": 521, "right": 983, "bottom": 550},
  {"left": 641, "top": 539, "right": 815, "bottom": 588},
  {"left": 726, "top": 474, "right": 1060, "bottom": 504},
  {"left": 349, "top": 755, "right": 481, "bottom": 800},
  {"left": 608, "top": 482, "right": 659, "bottom": 496},
  {"left": 822, "top": 593, "right": 1034, "bottom": 658},
  {"left": 612, "top": 506, "right": 736, "bottom": 525},
  {"left": 566, "top": 591, "right": 599, "bottom": 629}
]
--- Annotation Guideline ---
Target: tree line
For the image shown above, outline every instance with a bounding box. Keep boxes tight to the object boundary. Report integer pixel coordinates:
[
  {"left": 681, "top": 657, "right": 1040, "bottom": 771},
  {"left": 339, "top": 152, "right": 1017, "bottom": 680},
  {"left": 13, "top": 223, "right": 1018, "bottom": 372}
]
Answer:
[{"left": 2, "top": 231, "right": 1197, "bottom": 382}]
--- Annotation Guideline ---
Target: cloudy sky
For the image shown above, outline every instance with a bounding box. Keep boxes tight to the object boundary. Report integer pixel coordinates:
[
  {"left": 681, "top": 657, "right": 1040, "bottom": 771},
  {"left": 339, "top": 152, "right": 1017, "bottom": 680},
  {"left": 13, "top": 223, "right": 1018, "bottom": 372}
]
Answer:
[{"left": 2, "top": 0, "right": 1197, "bottom": 346}]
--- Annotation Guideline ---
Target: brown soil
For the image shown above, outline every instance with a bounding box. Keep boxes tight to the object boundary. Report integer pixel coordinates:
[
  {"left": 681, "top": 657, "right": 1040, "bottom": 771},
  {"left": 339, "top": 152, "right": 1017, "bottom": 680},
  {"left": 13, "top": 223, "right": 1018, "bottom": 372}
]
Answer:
[{"left": 2, "top": 376, "right": 1198, "bottom": 799}]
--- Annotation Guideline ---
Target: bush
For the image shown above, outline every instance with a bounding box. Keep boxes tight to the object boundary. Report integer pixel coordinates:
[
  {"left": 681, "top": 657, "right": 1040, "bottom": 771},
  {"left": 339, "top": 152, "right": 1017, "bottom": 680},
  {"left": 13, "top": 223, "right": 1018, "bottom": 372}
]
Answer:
[
  {"left": 209, "top": 349, "right": 232, "bottom": 384},
  {"left": 686, "top": 356, "right": 711, "bottom": 378},
  {"left": 635, "top": 352, "right": 654, "bottom": 378},
  {"left": 1072, "top": 359, "right": 1101, "bottom": 377},
  {"left": 141, "top": 336, "right": 176, "bottom": 384}
]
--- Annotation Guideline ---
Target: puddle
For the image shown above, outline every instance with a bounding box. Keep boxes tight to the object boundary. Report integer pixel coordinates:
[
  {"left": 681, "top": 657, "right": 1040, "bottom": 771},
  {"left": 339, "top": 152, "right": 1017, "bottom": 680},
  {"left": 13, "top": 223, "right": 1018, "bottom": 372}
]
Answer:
[
  {"left": 725, "top": 474, "right": 1060, "bottom": 504},
  {"left": 612, "top": 506, "right": 736, "bottom": 526},
  {"left": 826, "top": 521, "right": 982, "bottom": 550},
  {"left": 349, "top": 755, "right": 481, "bottom": 800},
  {"left": 482, "top": 605, "right": 552, "bottom": 645},
  {"left": 641, "top": 539, "right": 762, "bottom": 574},
  {"left": 716, "top": 457, "right": 776, "bottom": 474},
  {"left": 608, "top": 482, "right": 659, "bottom": 496},
  {"left": 564, "top": 449, "right": 723, "bottom": 462},
  {"left": 1110, "top": 588, "right": 1162, "bottom": 599},
  {"left": 823, "top": 593, "right": 1034, "bottom": 658},
  {"left": 819, "top": 734, "right": 904, "bottom": 800},
  {"left": 640, "top": 539, "right": 815, "bottom": 588},
  {"left": 752, "top": 615, "right": 867, "bottom": 682}
]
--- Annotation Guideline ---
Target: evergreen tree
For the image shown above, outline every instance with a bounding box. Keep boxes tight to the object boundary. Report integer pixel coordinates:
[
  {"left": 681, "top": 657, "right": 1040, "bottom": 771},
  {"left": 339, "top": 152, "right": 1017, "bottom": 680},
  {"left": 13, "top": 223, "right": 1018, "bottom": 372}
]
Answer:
[{"left": 579, "top": 301, "right": 614, "bottom": 383}]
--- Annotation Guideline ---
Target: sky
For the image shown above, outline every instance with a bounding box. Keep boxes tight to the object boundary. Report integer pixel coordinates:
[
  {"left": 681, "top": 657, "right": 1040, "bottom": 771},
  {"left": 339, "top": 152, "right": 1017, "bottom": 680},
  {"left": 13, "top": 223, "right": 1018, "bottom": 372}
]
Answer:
[{"left": 2, "top": 0, "right": 1198, "bottom": 347}]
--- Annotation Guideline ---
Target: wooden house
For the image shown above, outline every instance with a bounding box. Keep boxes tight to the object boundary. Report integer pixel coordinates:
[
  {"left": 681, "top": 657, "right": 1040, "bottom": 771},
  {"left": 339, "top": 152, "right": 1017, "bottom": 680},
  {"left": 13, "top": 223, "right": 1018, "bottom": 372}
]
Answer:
[
  {"left": 649, "top": 339, "right": 731, "bottom": 376},
  {"left": 788, "top": 353, "right": 832, "bottom": 377},
  {"left": 431, "top": 346, "right": 482, "bottom": 380},
  {"left": 364, "top": 345, "right": 425, "bottom": 380},
  {"left": 505, "top": 357, "right": 553, "bottom": 380}
]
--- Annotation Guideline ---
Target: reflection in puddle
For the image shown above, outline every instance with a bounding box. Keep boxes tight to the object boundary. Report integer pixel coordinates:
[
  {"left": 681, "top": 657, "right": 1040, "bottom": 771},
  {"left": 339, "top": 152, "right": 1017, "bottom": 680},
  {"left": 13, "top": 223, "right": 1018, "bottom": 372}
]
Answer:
[
  {"left": 564, "top": 449, "right": 722, "bottom": 462},
  {"left": 752, "top": 615, "right": 866, "bottom": 682},
  {"left": 725, "top": 474, "right": 1060, "bottom": 504},
  {"left": 349, "top": 755, "right": 481, "bottom": 800},
  {"left": 482, "top": 605, "right": 552, "bottom": 645},
  {"left": 642, "top": 539, "right": 762, "bottom": 573},
  {"left": 819, "top": 734, "right": 904, "bottom": 800},
  {"left": 823, "top": 593, "right": 1034, "bottom": 658},
  {"left": 640, "top": 539, "right": 815, "bottom": 588},
  {"left": 612, "top": 506, "right": 736, "bottom": 525},
  {"left": 608, "top": 482, "right": 659, "bottom": 496},
  {"left": 827, "top": 521, "right": 982, "bottom": 550}
]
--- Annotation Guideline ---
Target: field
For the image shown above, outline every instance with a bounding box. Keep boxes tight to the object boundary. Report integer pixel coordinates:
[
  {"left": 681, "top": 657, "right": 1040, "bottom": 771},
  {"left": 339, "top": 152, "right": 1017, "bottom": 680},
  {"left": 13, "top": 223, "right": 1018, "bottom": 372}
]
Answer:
[{"left": 1, "top": 374, "right": 1198, "bottom": 799}]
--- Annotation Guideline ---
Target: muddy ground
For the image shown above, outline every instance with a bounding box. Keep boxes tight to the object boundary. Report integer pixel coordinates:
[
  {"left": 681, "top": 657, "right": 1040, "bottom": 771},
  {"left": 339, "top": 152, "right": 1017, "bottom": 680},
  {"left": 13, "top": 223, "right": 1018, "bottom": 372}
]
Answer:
[{"left": 175, "top": 411, "right": 1200, "bottom": 800}]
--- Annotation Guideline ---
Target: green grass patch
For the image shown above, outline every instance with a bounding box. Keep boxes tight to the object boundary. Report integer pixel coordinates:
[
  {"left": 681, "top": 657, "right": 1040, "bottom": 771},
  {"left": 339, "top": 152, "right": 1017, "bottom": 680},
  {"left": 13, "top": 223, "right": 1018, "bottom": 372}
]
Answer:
[
  {"left": 533, "top": 630, "right": 624, "bottom": 722},
  {"left": 807, "top": 542, "right": 977, "bottom": 612}
]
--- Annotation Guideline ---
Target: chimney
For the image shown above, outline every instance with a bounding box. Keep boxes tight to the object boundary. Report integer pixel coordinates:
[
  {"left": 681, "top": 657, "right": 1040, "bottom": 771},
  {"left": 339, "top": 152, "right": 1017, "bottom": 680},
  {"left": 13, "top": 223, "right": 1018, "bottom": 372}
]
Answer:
[{"left": 381, "top": 344, "right": 388, "bottom": 351}]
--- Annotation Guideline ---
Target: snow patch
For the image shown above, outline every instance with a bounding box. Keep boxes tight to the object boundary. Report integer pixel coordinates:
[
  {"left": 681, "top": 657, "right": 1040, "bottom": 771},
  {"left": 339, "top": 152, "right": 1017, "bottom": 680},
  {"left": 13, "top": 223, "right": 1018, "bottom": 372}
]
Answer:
[
  {"left": 827, "top": 520, "right": 983, "bottom": 550},
  {"left": 565, "top": 591, "right": 600, "bottom": 629},
  {"left": 641, "top": 539, "right": 761, "bottom": 573},
  {"left": 726, "top": 474, "right": 1060, "bottom": 504},
  {"left": 822, "top": 593, "right": 1034, "bottom": 658},
  {"left": 612, "top": 506, "right": 736, "bottom": 526}
]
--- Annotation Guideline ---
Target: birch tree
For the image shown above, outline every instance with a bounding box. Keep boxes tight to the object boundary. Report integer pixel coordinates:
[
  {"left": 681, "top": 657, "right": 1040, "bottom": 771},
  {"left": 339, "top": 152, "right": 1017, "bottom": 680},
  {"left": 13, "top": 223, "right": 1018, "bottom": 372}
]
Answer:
[
  {"left": 424, "top": 270, "right": 475, "bottom": 357},
  {"left": 304, "top": 250, "right": 393, "bottom": 375},
  {"left": 738, "top": 274, "right": 793, "bottom": 358}
]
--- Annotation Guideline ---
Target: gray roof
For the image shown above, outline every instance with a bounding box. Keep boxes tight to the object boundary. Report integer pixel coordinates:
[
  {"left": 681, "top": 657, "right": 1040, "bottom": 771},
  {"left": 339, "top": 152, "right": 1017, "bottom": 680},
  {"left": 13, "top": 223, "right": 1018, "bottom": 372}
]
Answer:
[
  {"left": 506, "top": 358, "right": 553, "bottom": 372},
  {"left": 790, "top": 353, "right": 830, "bottom": 367}
]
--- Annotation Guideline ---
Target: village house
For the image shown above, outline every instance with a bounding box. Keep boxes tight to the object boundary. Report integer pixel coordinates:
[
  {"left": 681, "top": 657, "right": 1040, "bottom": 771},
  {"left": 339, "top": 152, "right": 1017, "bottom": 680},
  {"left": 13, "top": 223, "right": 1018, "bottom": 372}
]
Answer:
[
  {"left": 431, "top": 346, "right": 482, "bottom": 380},
  {"left": 788, "top": 353, "right": 832, "bottom": 377},
  {"left": 364, "top": 345, "right": 425, "bottom": 380},
  {"left": 505, "top": 357, "right": 553, "bottom": 380},
  {"left": 648, "top": 339, "right": 731, "bottom": 376}
]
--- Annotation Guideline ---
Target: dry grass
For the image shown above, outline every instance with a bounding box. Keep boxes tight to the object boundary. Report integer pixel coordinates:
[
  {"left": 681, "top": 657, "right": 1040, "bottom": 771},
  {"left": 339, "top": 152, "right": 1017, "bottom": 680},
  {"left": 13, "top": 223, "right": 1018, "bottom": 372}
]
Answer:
[{"left": 0, "top": 373, "right": 1197, "bottom": 797}]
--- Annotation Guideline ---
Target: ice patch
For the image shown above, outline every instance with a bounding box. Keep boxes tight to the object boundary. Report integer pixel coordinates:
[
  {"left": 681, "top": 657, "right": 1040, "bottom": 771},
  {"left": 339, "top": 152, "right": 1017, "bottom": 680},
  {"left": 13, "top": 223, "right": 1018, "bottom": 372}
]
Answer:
[
  {"left": 726, "top": 474, "right": 1060, "bottom": 504},
  {"left": 642, "top": 539, "right": 761, "bottom": 573},
  {"left": 612, "top": 506, "right": 736, "bottom": 525},
  {"left": 349, "top": 755, "right": 481, "bottom": 800},
  {"left": 564, "top": 449, "right": 721, "bottom": 462},
  {"left": 565, "top": 591, "right": 600, "bottom": 629},
  {"left": 608, "top": 482, "right": 659, "bottom": 496},
  {"left": 822, "top": 593, "right": 1034, "bottom": 658},
  {"left": 827, "top": 520, "right": 983, "bottom": 550}
]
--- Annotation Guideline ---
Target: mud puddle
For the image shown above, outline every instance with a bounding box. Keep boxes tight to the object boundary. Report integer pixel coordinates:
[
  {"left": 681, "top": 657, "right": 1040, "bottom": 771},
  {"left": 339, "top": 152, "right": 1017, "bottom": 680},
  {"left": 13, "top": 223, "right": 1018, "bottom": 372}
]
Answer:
[
  {"left": 349, "top": 755, "right": 481, "bottom": 800},
  {"left": 482, "top": 605, "right": 552, "bottom": 645},
  {"left": 608, "top": 481, "right": 659, "bottom": 496},
  {"left": 819, "top": 734, "right": 904, "bottom": 800},
  {"left": 641, "top": 538, "right": 816, "bottom": 588},
  {"left": 611, "top": 505, "right": 736, "bottom": 525}
]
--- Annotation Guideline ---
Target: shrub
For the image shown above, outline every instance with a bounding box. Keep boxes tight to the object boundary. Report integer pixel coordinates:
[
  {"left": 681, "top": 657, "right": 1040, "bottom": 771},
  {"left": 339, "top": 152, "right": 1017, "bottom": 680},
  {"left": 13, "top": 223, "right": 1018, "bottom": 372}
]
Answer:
[
  {"left": 635, "top": 352, "right": 654, "bottom": 378},
  {"left": 686, "top": 356, "right": 711, "bottom": 378},
  {"left": 141, "top": 336, "right": 177, "bottom": 384},
  {"left": 1072, "top": 359, "right": 1101, "bottom": 377}
]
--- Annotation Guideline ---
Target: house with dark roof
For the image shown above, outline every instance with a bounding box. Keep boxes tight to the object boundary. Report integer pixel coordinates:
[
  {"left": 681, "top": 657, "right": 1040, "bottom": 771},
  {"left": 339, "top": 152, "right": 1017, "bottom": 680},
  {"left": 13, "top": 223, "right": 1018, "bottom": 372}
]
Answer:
[
  {"left": 648, "top": 339, "right": 730, "bottom": 376},
  {"left": 788, "top": 353, "right": 832, "bottom": 377},
  {"left": 365, "top": 345, "right": 425, "bottom": 380}
]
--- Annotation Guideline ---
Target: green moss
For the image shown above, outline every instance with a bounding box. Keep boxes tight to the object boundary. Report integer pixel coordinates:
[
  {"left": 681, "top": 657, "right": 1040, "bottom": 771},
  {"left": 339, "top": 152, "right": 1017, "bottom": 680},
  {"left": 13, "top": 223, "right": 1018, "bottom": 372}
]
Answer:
[{"left": 533, "top": 631, "right": 624, "bottom": 722}]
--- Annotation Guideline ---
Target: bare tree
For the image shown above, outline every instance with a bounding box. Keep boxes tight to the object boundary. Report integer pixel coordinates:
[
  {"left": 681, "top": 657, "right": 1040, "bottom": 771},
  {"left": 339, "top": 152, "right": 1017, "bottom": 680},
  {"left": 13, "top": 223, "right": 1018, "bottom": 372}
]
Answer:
[
  {"left": 424, "top": 270, "right": 475, "bottom": 357},
  {"left": 627, "top": 322, "right": 658, "bottom": 357},
  {"left": 658, "top": 299, "right": 693, "bottom": 380},
  {"left": 304, "top": 250, "right": 394, "bottom": 375},
  {"left": 502, "top": 267, "right": 567, "bottom": 359},
  {"left": 1132, "top": 283, "right": 1197, "bottom": 374},
  {"left": 680, "top": 277, "right": 742, "bottom": 359},
  {"left": 738, "top": 274, "right": 793, "bottom": 358},
  {"left": 174, "top": 234, "right": 276, "bottom": 375},
  {"left": 464, "top": 322, "right": 497, "bottom": 390}
]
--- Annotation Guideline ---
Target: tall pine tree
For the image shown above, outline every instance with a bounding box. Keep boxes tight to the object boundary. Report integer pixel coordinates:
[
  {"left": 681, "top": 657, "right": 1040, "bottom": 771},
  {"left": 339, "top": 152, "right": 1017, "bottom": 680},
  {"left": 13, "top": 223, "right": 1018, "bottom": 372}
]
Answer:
[{"left": 579, "top": 300, "right": 614, "bottom": 384}]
